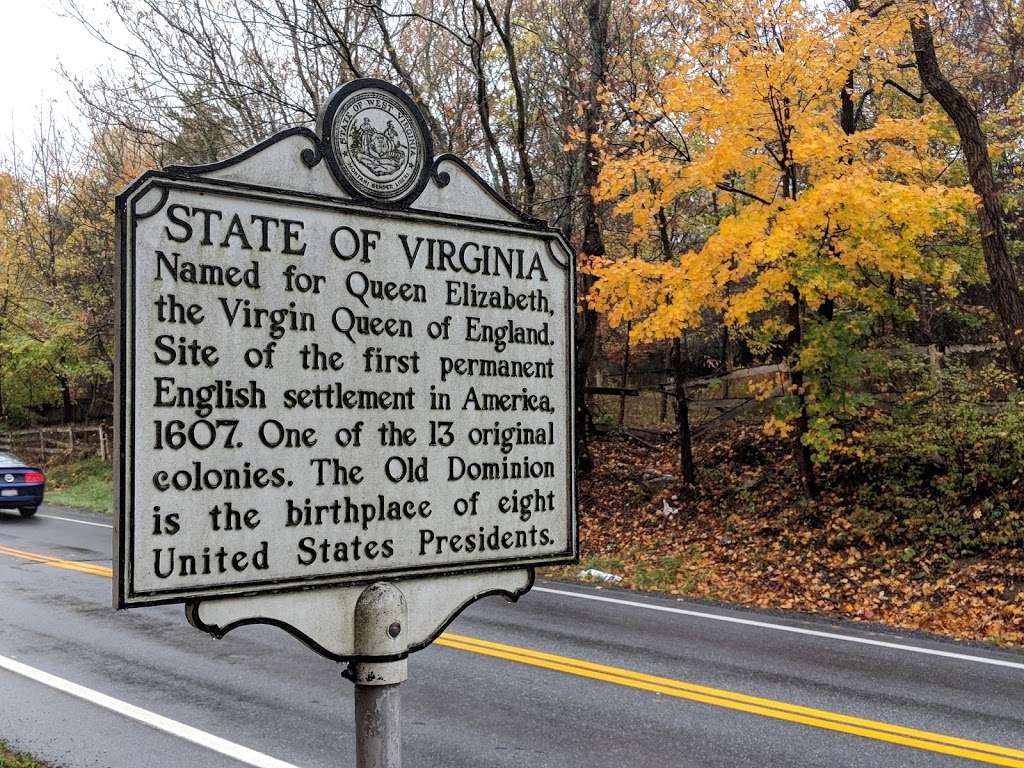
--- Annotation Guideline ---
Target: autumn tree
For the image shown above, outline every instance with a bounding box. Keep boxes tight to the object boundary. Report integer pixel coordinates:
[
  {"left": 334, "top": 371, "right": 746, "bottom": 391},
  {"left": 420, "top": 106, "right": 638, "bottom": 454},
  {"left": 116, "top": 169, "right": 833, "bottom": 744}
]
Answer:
[
  {"left": 0, "top": 117, "right": 146, "bottom": 423},
  {"left": 588, "top": 0, "right": 975, "bottom": 495}
]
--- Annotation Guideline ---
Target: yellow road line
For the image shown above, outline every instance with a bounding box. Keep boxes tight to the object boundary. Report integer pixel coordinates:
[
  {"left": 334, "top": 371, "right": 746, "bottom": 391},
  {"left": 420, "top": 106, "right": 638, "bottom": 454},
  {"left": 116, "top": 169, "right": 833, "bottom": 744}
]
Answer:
[
  {"left": 0, "top": 544, "right": 114, "bottom": 577},
  {"left": 437, "top": 634, "right": 1024, "bottom": 766},
  {"left": 3, "top": 545, "right": 1021, "bottom": 766}
]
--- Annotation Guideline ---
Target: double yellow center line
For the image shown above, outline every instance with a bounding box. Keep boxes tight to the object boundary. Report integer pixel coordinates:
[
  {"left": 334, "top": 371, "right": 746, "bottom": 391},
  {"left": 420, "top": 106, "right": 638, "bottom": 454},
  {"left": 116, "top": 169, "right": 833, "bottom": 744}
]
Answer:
[
  {"left": 438, "top": 633, "right": 1024, "bottom": 766},
  {"left": 3, "top": 543, "right": 1023, "bottom": 766},
  {"left": 0, "top": 544, "right": 114, "bottom": 578}
]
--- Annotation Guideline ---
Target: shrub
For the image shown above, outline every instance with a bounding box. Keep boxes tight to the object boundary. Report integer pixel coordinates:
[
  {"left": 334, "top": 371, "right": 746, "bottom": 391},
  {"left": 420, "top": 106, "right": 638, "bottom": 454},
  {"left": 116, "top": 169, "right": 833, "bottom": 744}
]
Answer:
[{"left": 832, "top": 364, "right": 1024, "bottom": 555}]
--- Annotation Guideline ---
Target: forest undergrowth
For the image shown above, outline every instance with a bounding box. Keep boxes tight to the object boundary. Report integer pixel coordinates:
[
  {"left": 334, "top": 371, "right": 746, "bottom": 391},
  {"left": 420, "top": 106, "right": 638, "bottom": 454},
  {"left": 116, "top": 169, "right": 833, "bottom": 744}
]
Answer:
[{"left": 557, "top": 403, "right": 1024, "bottom": 647}]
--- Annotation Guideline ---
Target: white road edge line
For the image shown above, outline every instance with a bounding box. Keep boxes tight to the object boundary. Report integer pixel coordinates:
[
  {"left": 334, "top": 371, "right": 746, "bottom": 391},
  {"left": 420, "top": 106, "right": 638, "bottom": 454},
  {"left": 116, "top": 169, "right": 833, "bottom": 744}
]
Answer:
[
  {"left": 0, "top": 654, "right": 302, "bottom": 768},
  {"left": 38, "top": 514, "right": 1024, "bottom": 672},
  {"left": 37, "top": 514, "right": 112, "bottom": 529},
  {"left": 534, "top": 586, "right": 1024, "bottom": 672}
]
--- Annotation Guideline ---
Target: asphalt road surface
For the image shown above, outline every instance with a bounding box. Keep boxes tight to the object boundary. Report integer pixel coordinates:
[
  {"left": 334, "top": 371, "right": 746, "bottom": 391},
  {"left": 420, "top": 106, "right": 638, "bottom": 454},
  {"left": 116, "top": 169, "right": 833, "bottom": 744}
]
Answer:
[{"left": 2, "top": 504, "right": 1023, "bottom": 768}]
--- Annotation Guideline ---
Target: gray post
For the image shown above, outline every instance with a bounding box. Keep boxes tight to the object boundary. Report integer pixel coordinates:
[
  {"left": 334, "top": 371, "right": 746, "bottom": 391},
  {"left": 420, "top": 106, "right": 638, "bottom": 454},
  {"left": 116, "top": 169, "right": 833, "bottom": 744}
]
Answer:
[
  {"left": 347, "top": 583, "right": 409, "bottom": 768},
  {"left": 350, "top": 659, "right": 406, "bottom": 768}
]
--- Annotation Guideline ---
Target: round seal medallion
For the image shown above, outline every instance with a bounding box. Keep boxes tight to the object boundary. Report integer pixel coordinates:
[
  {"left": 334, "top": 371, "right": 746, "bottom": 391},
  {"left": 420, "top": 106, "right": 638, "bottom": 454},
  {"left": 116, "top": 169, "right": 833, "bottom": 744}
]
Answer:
[{"left": 322, "top": 81, "right": 431, "bottom": 206}]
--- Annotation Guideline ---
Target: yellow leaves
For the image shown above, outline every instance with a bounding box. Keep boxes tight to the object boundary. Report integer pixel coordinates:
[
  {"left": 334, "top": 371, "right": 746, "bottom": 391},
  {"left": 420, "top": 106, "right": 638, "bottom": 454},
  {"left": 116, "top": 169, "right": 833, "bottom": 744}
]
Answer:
[
  {"left": 791, "top": 121, "right": 846, "bottom": 170},
  {"left": 764, "top": 415, "right": 796, "bottom": 438},
  {"left": 564, "top": 125, "right": 586, "bottom": 147},
  {"left": 588, "top": 254, "right": 720, "bottom": 343},
  {"left": 726, "top": 268, "right": 791, "bottom": 326},
  {"left": 750, "top": 373, "right": 787, "bottom": 401}
]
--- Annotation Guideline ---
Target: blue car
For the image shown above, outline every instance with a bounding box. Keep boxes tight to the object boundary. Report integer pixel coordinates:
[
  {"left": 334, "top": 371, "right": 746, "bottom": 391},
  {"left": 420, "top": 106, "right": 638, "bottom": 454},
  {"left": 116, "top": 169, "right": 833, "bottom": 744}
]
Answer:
[{"left": 0, "top": 452, "right": 45, "bottom": 517}]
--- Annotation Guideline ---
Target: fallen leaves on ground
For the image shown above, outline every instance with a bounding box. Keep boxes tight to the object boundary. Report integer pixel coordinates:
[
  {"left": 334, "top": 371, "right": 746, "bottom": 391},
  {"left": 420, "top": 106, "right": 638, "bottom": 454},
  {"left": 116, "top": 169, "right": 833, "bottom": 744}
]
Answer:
[{"left": 546, "top": 428, "right": 1024, "bottom": 647}]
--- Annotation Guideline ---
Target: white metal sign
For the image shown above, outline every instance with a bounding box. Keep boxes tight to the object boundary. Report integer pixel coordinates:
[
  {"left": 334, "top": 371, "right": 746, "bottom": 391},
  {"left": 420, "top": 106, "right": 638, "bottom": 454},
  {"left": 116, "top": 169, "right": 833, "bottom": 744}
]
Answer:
[{"left": 115, "top": 80, "right": 576, "bottom": 612}]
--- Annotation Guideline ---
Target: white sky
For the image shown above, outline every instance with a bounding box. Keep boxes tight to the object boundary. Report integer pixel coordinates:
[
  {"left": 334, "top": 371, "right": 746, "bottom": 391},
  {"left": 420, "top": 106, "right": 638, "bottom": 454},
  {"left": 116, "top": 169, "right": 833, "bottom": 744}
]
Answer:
[{"left": 0, "top": 1, "right": 116, "bottom": 148}]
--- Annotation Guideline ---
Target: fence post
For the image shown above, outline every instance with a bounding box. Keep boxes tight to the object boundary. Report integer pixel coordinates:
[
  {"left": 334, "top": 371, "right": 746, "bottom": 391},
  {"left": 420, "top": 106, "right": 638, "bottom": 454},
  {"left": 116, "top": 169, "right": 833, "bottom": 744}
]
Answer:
[{"left": 98, "top": 426, "right": 107, "bottom": 461}]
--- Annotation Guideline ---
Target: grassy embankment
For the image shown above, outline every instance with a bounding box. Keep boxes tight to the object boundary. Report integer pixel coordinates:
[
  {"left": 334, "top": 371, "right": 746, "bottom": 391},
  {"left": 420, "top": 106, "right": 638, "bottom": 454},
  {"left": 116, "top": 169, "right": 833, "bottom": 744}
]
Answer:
[{"left": 45, "top": 457, "right": 113, "bottom": 514}]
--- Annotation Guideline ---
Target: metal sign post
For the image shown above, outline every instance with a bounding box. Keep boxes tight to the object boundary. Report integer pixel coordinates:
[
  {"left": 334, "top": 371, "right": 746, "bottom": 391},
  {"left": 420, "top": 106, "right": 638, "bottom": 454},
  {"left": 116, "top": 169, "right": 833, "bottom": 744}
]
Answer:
[
  {"left": 351, "top": 659, "right": 404, "bottom": 768},
  {"left": 345, "top": 582, "right": 407, "bottom": 768},
  {"left": 115, "top": 78, "right": 576, "bottom": 767}
]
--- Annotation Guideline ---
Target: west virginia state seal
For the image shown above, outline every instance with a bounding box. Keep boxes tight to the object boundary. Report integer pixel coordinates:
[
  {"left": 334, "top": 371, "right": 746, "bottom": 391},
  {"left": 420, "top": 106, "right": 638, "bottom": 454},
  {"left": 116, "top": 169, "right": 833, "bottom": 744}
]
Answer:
[{"left": 320, "top": 80, "right": 432, "bottom": 207}]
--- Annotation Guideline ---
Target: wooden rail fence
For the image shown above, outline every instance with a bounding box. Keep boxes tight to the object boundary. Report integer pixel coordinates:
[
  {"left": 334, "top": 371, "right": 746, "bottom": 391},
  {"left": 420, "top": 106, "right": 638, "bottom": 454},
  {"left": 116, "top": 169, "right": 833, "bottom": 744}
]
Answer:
[{"left": 0, "top": 425, "right": 112, "bottom": 465}]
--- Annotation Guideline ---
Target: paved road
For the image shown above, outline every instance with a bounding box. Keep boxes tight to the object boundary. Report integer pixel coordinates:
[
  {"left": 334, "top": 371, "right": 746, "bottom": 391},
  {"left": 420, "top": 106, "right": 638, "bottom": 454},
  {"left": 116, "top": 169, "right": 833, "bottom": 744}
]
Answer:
[{"left": 1, "top": 505, "right": 1023, "bottom": 768}]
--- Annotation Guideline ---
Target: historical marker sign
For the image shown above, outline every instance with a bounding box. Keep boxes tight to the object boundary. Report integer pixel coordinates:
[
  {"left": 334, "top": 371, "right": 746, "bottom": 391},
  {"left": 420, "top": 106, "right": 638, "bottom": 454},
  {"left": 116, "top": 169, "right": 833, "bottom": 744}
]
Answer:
[{"left": 115, "top": 80, "right": 576, "bottom": 612}]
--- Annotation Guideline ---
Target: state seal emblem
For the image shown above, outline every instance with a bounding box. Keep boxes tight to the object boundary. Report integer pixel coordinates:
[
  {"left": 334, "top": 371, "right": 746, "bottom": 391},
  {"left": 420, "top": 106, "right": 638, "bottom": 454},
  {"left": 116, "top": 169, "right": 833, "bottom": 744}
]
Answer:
[{"left": 320, "top": 80, "right": 433, "bottom": 207}]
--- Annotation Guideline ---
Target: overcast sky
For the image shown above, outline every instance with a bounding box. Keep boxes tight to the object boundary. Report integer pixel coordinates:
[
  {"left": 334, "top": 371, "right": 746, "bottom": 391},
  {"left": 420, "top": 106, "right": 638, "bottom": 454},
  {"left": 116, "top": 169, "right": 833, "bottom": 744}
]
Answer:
[{"left": 0, "top": 1, "right": 115, "bottom": 147}]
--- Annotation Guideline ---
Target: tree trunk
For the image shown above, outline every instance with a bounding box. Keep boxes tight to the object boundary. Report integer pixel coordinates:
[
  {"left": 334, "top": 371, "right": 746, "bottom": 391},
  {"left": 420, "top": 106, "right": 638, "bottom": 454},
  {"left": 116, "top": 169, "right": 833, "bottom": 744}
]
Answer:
[
  {"left": 909, "top": 9, "right": 1024, "bottom": 375},
  {"left": 673, "top": 338, "right": 696, "bottom": 485},
  {"left": 469, "top": 3, "right": 513, "bottom": 200},
  {"left": 778, "top": 106, "right": 819, "bottom": 497},
  {"left": 786, "top": 291, "right": 819, "bottom": 498},
  {"left": 618, "top": 321, "right": 630, "bottom": 426},
  {"left": 370, "top": 1, "right": 450, "bottom": 151},
  {"left": 483, "top": 0, "right": 536, "bottom": 213},
  {"left": 659, "top": 344, "right": 671, "bottom": 422},
  {"left": 574, "top": 0, "right": 611, "bottom": 474},
  {"left": 655, "top": 205, "right": 696, "bottom": 486},
  {"left": 719, "top": 326, "right": 729, "bottom": 374},
  {"left": 58, "top": 374, "right": 74, "bottom": 424}
]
